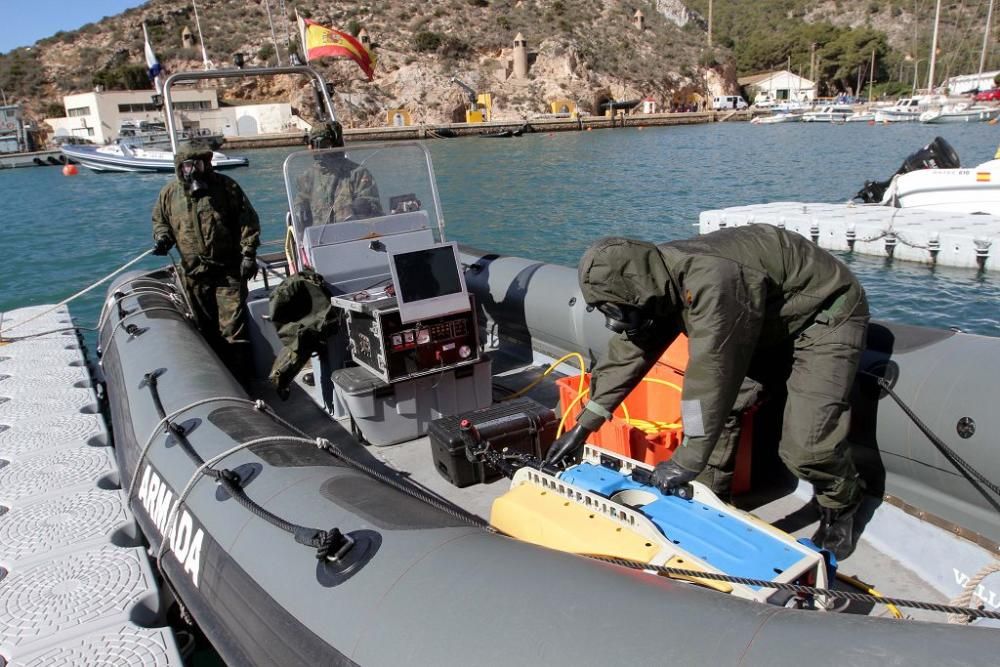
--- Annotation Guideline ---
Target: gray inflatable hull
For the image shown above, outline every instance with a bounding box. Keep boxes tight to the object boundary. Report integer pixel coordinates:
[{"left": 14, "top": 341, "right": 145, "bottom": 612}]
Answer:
[{"left": 99, "top": 267, "right": 1000, "bottom": 666}]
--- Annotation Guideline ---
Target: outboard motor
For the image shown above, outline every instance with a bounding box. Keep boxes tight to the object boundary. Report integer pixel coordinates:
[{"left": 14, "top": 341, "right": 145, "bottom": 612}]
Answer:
[{"left": 853, "top": 136, "right": 960, "bottom": 203}]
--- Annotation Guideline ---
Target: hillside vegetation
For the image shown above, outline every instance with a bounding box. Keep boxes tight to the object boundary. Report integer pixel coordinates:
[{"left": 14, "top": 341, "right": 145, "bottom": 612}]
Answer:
[
  {"left": 0, "top": 0, "right": 996, "bottom": 128},
  {"left": 687, "top": 0, "right": 998, "bottom": 95}
]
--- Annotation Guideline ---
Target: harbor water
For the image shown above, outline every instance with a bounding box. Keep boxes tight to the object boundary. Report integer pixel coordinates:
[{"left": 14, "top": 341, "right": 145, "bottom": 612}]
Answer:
[{"left": 1, "top": 121, "right": 999, "bottom": 336}]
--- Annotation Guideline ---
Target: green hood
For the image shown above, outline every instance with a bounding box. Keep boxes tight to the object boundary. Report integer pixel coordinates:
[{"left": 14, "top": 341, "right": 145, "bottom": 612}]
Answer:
[
  {"left": 173, "top": 143, "right": 215, "bottom": 180},
  {"left": 578, "top": 237, "right": 675, "bottom": 311}
]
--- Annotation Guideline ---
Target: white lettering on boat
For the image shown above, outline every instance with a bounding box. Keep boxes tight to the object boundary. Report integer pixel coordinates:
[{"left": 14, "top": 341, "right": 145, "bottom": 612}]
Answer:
[
  {"left": 136, "top": 463, "right": 205, "bottom": 588},
  {"left": 953, "top": 568, "right": 1000, "bottom": 609}
]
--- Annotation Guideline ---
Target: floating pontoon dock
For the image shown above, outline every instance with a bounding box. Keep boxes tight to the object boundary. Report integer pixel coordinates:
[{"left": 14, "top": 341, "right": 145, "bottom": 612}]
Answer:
[
  {"left": 0, "top": 305, "right": 181, "bottom": 665},
  {"left": 700, "top": 202, "right": 1000, "bottom": 271}
]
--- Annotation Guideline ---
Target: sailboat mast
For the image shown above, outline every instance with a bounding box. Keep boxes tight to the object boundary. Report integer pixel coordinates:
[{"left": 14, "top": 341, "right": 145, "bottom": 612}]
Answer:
[
  {"left": 979, "top": 0, "right": 996, "bottom": 80},
  {"left": 927, "top": 0, "right": 942, "bottom": 92},
  {"left": 869, "top": 47, "right": 875, "bottom": 104}
]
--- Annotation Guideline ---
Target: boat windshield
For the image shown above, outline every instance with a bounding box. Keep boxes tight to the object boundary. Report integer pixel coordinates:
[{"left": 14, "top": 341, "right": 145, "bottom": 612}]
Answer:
[{"left": 283, "top": 141, "right": 446, "bottom": 246}]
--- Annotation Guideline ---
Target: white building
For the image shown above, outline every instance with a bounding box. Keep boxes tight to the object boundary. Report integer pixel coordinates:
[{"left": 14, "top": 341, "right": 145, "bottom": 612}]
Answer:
[
  {"left": 738, "top": 70, "right": 815, "bottom": 104},
  {"left": 945, "top": 70, "right": 1000, "bottom": 95},
  {"left": 45, "top": 87, "right": 307, "bottom": 144}
]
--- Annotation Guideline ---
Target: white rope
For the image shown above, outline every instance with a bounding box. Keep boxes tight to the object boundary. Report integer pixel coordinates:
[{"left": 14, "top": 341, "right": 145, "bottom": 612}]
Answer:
[
  {"left": 0, "top": 248, "right": 154, "bottom": 337},
  {"left": 948, "top": 559, "right": 1000, "bottom": 624}
]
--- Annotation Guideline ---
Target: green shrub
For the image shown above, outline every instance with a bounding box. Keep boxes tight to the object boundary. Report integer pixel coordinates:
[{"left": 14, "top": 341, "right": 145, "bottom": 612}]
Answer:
[{"left": 414, "top": 31, "right": 442, "bottom": 52}]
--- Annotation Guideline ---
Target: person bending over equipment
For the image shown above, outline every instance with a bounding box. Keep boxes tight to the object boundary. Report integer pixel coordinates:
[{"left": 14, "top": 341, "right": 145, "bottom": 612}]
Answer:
[{"left": 545, "top": 226, "right": 869, "bottom": 560}]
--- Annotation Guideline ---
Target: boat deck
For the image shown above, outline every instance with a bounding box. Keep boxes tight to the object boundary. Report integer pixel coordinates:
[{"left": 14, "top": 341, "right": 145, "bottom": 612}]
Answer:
[
  {"left": 700, "top": 202, "right": 1000, "bottom": 271},
  {"left": 265, "top": 346, "right": 966, "bottom": 625},
  {"left": 0, "top": 305, "right": 183, "bottom": 665}
]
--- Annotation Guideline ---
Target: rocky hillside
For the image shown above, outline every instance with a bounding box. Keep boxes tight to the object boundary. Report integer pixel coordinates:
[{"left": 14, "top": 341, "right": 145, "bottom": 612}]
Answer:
[
  {"left": 1, "top": 0, "right": 725, "bottom": 128},
  {"left": 1, "top": 0, "right": 995, "bottom": 129}
]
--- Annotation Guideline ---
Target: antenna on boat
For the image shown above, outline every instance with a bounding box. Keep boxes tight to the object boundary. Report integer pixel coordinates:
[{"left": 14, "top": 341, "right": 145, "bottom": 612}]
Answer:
[{"left": 191, "top": 0, "right": 214, "bottom": 70}]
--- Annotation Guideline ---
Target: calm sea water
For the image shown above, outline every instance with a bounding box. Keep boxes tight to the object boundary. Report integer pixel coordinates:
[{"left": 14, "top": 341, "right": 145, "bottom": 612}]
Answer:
[{"left": 2, "top": 121, "right": 999, "bottom": 337}]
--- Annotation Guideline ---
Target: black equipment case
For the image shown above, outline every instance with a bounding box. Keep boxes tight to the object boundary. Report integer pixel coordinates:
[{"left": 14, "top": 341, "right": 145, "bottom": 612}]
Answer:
[{"left": 428, "top": 397, "right": 558, "bottom": 488}]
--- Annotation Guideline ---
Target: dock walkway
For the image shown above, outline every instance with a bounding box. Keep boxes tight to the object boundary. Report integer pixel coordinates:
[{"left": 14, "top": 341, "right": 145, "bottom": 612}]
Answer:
[
  {"left": 0, "top": 305, "right": 181, "bottom": 665},
  {"left": 700, "top": 202, "right": 1000, "bottom": 271}
]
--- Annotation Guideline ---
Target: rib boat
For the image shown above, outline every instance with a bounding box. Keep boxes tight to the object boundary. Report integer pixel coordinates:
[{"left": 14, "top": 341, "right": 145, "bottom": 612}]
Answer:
[
  {"left": 9, "top": 65, "right": 1000, "bottom": 665},
  {"left": 59, "top": 142, "right": 248, "bottom": 173}
]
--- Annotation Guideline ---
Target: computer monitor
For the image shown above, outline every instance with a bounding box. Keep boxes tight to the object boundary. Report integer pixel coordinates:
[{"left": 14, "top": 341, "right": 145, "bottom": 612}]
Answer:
[{"left": 388, "top": 242, "right": 470, "bottom": 324}]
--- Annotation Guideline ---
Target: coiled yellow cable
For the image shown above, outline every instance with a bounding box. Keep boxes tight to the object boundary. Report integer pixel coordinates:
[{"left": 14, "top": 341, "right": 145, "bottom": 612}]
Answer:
[
  {"left": 500, "top": 351, "right": 586, "bottom": 402},
  {"left": 556, "top": 376, "right": 684, "bottom": 437}
]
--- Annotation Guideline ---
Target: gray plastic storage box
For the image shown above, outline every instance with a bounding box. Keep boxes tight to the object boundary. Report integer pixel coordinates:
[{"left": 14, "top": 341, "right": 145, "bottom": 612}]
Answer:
[{"left": 332, "top": 357, "right": 492, "bottom": 446}]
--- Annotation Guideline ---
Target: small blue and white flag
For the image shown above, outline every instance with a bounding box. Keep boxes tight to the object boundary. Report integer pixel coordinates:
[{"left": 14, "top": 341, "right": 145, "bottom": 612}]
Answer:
[{"left": 142, "top": 23, "right": 164, "bottom": 94}]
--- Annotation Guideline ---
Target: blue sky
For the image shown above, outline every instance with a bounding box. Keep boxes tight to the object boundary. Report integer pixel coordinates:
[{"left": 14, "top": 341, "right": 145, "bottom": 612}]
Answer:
[{"left": 0, "top": 0, "right": 148, "bottom": 54}]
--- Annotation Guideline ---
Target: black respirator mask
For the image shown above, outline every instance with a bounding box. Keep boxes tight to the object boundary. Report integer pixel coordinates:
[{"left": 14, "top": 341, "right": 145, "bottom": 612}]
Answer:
[
  {"left": 180, "top": 158, "right": 208, "bottom": 194},
  {"left": 596, "top": 302, "right": 653, "bottom": 339}
]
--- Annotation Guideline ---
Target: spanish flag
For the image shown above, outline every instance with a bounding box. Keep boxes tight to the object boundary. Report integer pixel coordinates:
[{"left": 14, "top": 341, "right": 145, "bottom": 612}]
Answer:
[{"left": 296, "top": 12, "right": 375, "bottom": 81}]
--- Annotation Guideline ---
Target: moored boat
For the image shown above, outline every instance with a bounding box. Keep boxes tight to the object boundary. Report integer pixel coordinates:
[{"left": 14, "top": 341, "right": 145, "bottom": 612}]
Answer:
[
  {"left": 59, "top": 142, "right": 248, "bottom": 173},
  {"left": 919, "top": 103, "right": 1000, "bottom": 124},
  {"left": 801, "top": 105, "right": 855, "bottom": 122}
]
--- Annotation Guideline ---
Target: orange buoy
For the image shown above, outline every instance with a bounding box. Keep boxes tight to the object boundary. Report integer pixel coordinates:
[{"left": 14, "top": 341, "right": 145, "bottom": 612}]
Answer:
[{"left": 62, "top": 164, "right": 78, "bottom": 176}]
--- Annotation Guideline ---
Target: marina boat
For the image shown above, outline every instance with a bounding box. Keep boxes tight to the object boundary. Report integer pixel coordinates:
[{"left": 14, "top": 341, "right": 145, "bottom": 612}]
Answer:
[
  {"left": 874, "top": 97, "right": 927, "bottom": 122},
  {"left": 855, "top": 136, "right": 1000, "bottom": 216},
  {"left": 4, "top": 66, "right": 1000, "bottom": 665},
  {"left": 58, "top": 142, "right": 248, "bottom": 173},
  {"left": 801, "top": 105, "right": 855, "bottom": 122},
  {"left": 750, "top": 112, "right": 802, "bottom": 124},
  {"left": 885, "top": 156, "right": 1000, "bottom": 215},
  {"left": 919, "top": 103, "right": 1000, "bottom": 124},
  {"left": 116, "top": 119, "right": 224, "bottom": 148},
  {"left": 845, "top": 111, "right": 876, "bottom": 122}
]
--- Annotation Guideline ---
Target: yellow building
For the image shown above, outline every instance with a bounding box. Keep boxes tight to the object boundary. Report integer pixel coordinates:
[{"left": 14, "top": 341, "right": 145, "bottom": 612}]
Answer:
[{"left": 386, "top": 108, "right": 412, "bottom": 126}]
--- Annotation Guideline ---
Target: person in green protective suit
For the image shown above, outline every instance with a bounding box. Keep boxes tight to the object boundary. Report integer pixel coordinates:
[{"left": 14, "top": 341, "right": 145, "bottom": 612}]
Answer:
[
  {"left": 545, "top": 225, "right": 870, "bottom": 560},
  {"left": 293, "top": 121, "right": 382, "bottom": 227},
  {"left": 151, "top": 142, "right": 260, "bottom": 378}
]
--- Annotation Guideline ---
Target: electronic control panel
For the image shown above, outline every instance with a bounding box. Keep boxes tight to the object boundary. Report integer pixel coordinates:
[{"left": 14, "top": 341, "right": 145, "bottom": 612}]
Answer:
[{"left": 333, "top": 292, "right": 480, "bottom": 383}]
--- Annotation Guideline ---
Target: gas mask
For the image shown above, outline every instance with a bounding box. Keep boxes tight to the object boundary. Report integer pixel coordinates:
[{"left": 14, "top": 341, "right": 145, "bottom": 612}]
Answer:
[
  {"left": 179, "top": 157, "right": 208, "bottom": 195},
  {"left": 596, "top": 302, "right": 653, "bottom": 340}
]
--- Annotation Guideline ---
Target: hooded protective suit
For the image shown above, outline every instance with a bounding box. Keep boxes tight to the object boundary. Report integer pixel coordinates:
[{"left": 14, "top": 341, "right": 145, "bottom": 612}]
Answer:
[
  {"left": 576, "top": 225, "right": 868, "bottom": 510},
  {"left": 293, "top": 123, "right": 382, "bottom": 228},
  {"left": 151, "top": 144, "right": 260, "bottom": 374}
]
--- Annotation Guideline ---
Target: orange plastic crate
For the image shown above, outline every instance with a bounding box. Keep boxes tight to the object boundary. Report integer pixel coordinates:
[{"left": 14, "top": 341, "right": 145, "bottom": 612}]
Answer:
[
  {"left": 556, "top": 333, "right": 754, "bottom": 493},
  {"left": 556, "top": 365, "right": 684, "bottom": 466}
]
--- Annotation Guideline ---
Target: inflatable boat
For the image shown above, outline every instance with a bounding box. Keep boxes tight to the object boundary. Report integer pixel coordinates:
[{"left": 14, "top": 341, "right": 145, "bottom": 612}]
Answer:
[{"left": 93, "top": 66, "right": 1000, "bottom": 665}]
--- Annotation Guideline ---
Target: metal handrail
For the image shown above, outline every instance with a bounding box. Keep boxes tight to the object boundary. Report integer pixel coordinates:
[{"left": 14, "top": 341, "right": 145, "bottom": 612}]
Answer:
[{"left": 162, "top": 65, "right": 337, "bottom": 152}]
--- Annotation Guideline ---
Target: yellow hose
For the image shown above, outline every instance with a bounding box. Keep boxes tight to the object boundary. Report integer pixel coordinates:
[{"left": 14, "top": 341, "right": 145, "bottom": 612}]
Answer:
[
  {"left": 556, "top": 376, "right": 684, "bottom": 438},
  {"left": 836, "top": 572, "right": 904, "bottom": 619},
  {"left": 500, "top": 351, "right": 586, "bottom": 402}
]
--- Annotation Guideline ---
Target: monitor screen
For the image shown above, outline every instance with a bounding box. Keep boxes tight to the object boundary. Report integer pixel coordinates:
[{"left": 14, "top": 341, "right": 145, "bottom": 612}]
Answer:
[{"left": 389, "top": 242, "right": 469, "bottom": 323}]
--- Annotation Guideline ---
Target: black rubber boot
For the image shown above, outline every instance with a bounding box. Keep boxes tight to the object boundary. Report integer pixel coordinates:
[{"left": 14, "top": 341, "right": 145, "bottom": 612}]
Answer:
[{"left": 812, "top": 502, "right": 861, "bottom": 561}]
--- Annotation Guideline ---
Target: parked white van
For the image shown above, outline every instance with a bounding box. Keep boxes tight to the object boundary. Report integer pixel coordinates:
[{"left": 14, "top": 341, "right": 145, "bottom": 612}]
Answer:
[{"left": 712, "top": 95, "right": 748, "bottom": 110}]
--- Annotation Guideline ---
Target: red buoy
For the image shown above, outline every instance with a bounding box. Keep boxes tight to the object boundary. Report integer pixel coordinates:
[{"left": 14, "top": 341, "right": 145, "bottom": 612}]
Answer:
[{"left": 62, "top": 164, "right": 79, "bottom": 176}]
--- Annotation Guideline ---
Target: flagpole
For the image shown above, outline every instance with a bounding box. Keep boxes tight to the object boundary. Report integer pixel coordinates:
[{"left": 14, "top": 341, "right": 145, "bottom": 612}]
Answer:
[
  {"left": 263, "top": 0, "right": 283, "bottom": 66},
  {"left": 191, "top": 0, "right": 213, "bottom": 70}
]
